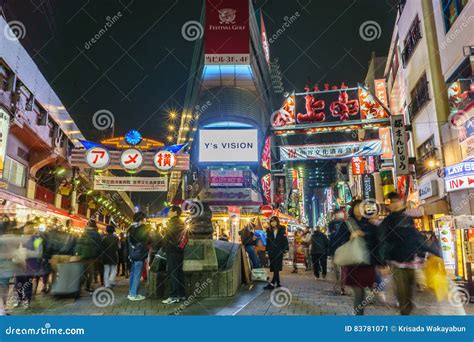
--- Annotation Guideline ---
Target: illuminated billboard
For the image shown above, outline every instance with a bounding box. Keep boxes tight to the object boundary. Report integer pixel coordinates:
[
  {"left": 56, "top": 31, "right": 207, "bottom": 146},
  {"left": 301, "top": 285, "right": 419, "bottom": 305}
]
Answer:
[{"left": 199, "top": 129, "right": 258, "bottom": 162}]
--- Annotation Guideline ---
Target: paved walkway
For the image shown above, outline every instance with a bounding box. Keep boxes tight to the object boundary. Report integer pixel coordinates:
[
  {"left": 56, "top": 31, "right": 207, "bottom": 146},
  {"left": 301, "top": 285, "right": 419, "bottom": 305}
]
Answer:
[{"left": 6, "top": 268, "right": 473, "bottom": 316}]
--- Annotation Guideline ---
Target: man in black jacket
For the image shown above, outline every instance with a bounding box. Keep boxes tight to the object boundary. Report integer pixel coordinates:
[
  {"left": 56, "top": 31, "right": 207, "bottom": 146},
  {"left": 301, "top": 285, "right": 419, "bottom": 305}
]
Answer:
[
  {"left": 311, "top": 227, "right": 329, "bottom": 279},
  {"left": 162, "top": 206, "right": 186, "bottom": 304},
  {"left": 328, "top": 210, "right": 350, "bottom": 295},
  {"left": 379, "top": 192, "right": 441, "bottom": 315}
]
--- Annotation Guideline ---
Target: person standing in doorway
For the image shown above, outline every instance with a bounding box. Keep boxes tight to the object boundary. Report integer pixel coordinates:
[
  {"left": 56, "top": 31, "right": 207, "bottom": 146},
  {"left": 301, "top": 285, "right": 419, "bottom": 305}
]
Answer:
[
  {"left": 162, "top": 206, "right": 186, "bottom": 304},
  {"left": 264, "top": 216, "right": 288, "bottom": 290}
]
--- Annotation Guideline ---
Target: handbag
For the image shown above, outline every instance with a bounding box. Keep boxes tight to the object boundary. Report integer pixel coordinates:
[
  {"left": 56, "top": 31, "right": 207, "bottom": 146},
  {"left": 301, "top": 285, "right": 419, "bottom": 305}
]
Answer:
[{"left": 333, "top": 219, "right": 370, "bottom": 266}]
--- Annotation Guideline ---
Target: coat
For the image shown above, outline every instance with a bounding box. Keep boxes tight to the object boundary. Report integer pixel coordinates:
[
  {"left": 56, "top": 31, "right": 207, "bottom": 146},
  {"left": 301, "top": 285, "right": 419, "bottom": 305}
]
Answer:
[
  {"left": 102, "top": 234, "right": 119, "bottom": 265},
  {"left": 266, "top": 226, "right": 288, "bottom": 272},
  {"left": 378, "top": 210, "right": 441, "bottom": 264},
  {"left": 311, "top": 231, "right": 329, "bottom": 255},
  {"left": 328, "top": 219, "right": 350, "bottom": 256},
  {"left": 163, "top": 217, "right": 184, "bottom": 254},
  {"left": 75, "top": 227, "right": 102, "bottom": 260},
  {"left": 127, "top": 223, "right": 149, "bottom": 261}
]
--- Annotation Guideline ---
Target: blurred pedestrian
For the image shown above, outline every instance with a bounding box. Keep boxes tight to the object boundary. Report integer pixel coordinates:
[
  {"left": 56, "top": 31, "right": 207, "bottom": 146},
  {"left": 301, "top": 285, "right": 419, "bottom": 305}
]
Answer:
[
  {"left": 340, "top": 200, "right": 378, "bottom": 315},
  {"left": 162, "top": 206, "right": 186, "bottom": 304},
  {"left": 239, "top": 225, "right": 260, "bottom": 269},
  {"left": 127, "top": 212, "right": 149, "bottom": 301},
  {"left": 14, "top": 222, "right": 43, "bottom": 308},
  {"left": 102, "top": 225, "right": 119, "bottom": 288},
  {"left": 117, "top": 233, "right": 129, "bottom": 277},
  {"left": 328, "top": 209, "right": 350, "bottom": 295},
  {"left": 292, "top": 229, "right": 304, "bottom": 273},
  {"left": 75, "top": 218, "right": 102, "bottom": 293},
  {"left": 379, "top": 192, "right": 442, "bottom": 315},
  {"left": 311, "top": 226, "right": 329, "bottom": 279},
  {"left": 303, "top": 227, "right": 312, "bottom": 271},
  {"left": 264, "top": 216, "right": 288, "bottom": 290}
]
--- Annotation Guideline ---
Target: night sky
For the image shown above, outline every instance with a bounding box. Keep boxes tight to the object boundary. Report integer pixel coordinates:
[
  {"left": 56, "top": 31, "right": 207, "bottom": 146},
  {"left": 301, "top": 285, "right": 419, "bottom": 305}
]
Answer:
[{"left": 3, "top": 0, "right": 398, "bottom": 211}]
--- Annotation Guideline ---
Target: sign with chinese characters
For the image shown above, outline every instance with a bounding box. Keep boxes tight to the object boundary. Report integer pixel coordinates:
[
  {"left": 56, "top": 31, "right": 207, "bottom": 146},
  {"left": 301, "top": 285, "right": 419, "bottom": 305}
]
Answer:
[
  {"left": 374, "top": 79, "right": 388, "bottom": 106},
  {"left": 351, "top": 157, "right": 365, "bottom": 175},
  {"left": 153, "top": 150, "right": 176, "bottom": 171},
  {"left": 261, "top": 136, "right": 271, "bottom": 170},
  {"left": 94, "top": 176, "right": 167, "bottom": 192},
  {"left": 198, "top": 188, "right": 259, "bottom": 202},
  {"left": 362, "top": 174, "right": 375, "bottom": 200},
  {"left": 204, "top": 0, "right": 250, "bottom": 65},
  {"left": 0, "top": 109, "right": 9, "bottom": 179},
  {"left": 120, "top": 149, "right": 143, "bottom": 170},
  {"left": 326, "top": 188, "right": 333, "bottom": 212},
  {"left": 279, "top": 140, "right": 382, "bottom": 161},
  {"left": 261, "top": 174, "right": 271, "bottom": 204},
  {"left": 390, "top": 115, "right": 409, "bottom": 175},
  {"left": 379, "top": 127, "right": 393, "bottom": 159},
  {"left": 86, "top": 147, "right": 110, "bottom": 169},
  {"left": 199, "top": 129, "right": 258, "bottom": 162},
  {"left": 418, "top": 180, "right": 438, "bottom": 200},
  {"left": 209, "top": 170, "right": 244, "bottom": 187}
]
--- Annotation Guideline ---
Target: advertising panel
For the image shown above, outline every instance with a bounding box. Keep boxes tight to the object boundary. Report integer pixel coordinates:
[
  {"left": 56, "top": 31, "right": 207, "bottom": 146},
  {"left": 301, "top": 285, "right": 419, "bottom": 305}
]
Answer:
[
  {"left": 279, "top": 140, "right": 382, "bottom": 161},
  {"left": 391, "top": 115, "right": 409, "bottom": 175},
  {"left": 199, "top": 129, "right": 258, "bottom": 162},
  {"left": 351, "top": 157, "right": 365, "bottom": 175},
  {"left": 204, "top": 0, "right": 249, "bottom": 65},
  {"left": 0, "top": 109, "right": 9, "bottom": 180},
  {"left": 209, "top": 170, "right": 244, "bottom": 186},
  {"left": 94, "top": 176, "right": 167, "bottom": 192}
]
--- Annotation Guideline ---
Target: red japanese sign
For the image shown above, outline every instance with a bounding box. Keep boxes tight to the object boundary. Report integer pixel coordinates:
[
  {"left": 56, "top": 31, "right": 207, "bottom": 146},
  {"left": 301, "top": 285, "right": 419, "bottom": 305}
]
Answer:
[
  {"left": 261, "top": 136, "right": 271, "bottom": 170},
  {"left": 379, "top": 127, "right": 393, "bottom": 159},
  {"left": 120, "top": 149, "right": 143, "bottom": 171},
  {"left": 351, "top": 157, "right": 365, "bottom": 175},
  {"left": 153, "top": 150, "right": 176, "bottom": 171},
  {"left": 374, "top": 79, "right": 388, "bottom": 106},
  {"left": 204, "top": 0, "right": 249, "bottom": 64},
  {"left": 86, "top": 147, "right": 110, "bottom": 169},
  {"left": 261, "top": 174, "right": 271, "bottom": 204}
]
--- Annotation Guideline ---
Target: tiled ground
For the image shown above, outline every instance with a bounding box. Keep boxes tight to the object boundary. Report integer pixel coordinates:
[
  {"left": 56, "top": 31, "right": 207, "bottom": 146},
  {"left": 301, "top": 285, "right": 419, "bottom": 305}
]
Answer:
[{"left": 6, "top": 267, "right": 474, "bottom": 316}]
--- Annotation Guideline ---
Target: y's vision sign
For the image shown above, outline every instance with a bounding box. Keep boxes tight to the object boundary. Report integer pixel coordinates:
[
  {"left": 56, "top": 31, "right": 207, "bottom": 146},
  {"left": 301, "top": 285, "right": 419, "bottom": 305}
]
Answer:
[{"left": 199, "top": 129, "right": 258, "bottom": 162}]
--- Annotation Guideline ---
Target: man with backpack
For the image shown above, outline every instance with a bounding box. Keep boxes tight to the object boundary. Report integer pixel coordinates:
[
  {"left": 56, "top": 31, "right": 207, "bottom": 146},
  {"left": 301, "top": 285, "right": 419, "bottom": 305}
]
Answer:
[
  {"left": 127, "top": 212, "right": 149, "bottom": 301},
  {"left": 75, "top": 219, "right": 102, "bottom": 293},
  {"left": 162, "top": 206, "right": 186, "bottom": 304}
]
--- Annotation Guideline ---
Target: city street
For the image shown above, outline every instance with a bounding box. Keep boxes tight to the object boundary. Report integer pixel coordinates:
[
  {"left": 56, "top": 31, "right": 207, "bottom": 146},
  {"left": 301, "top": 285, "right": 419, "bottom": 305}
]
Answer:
[{"left": 7, "top": 268, "right": 473, "bottom": 316}]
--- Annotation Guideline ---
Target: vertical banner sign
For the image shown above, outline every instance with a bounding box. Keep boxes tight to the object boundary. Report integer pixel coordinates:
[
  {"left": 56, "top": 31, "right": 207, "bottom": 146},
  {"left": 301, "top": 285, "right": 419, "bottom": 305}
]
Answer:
[
  {"left": 362, "top": 174, "right": 376, "bottom": 200},
  {"left": 261, "top": 136, "right": 271, "bottom": 170},
  {"left": 273, "top": 175, "right": 286, "bottom": 204},
  {"left": 261, "top": 174, "right": 271, "bottom": 204},
  {"left": 0, "top": 110, "right": 9, "bottom": 179},
  {"left": 374, "top": 79, "right": 388, "bottom": 106},
  {"left": 379, "top": 127, "right": 393, "bottom": 159},
  {"left": 260, "top": 11, "right": 270, "bottom": 65},
  {"left": 351, "top": 157, "right": 365, "bottom": 175},
  {"left": 391, "top": 115, "right": 409, "bottom": 175},
  {"left": 205, "top": 0, "right": 250, "bottom": 65}
]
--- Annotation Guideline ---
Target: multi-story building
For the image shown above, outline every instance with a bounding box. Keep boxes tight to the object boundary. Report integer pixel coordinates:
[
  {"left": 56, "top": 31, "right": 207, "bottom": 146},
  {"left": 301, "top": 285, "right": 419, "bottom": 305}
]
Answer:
[
  {"left": 169, "top": 0, "right": 276, "bottom": 241},
  {"left": 384, "top": 0, "right": 451, "bottom": 231},
  {"left": 0, "top": 16, "right": 133, "bottom": 229},
  {"left": 432, "top": 0, "right": 474, "bottom": 292}
]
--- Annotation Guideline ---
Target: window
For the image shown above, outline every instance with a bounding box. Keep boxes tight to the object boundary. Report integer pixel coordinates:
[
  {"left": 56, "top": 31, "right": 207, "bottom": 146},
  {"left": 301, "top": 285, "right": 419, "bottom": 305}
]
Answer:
[
  {"left": 3, "top": 156, "right": 27, "bottom": 187},
  {"left": 416, "top": 136, "right": 437, "bottom": 177},
  {"left": 442, "top": 0, "right": 470, "bottom": 31},
  {"left": 417, "top": 136, "right": 435, "bottom": 157},
  {"left": 408, "top": 73, "right": 430, "bottom": 119},
  {"left": 401, "top": 15, "right": 422, "bottom": 67}
]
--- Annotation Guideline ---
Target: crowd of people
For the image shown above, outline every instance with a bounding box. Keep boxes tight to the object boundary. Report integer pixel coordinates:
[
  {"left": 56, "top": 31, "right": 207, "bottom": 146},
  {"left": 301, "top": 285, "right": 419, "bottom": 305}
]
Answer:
[
  {"left": 239, "top": 192, "right": 446, "bottom": 316},
  {"left": 0, "top": 193, "right": 453, "bottom": 316}
]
